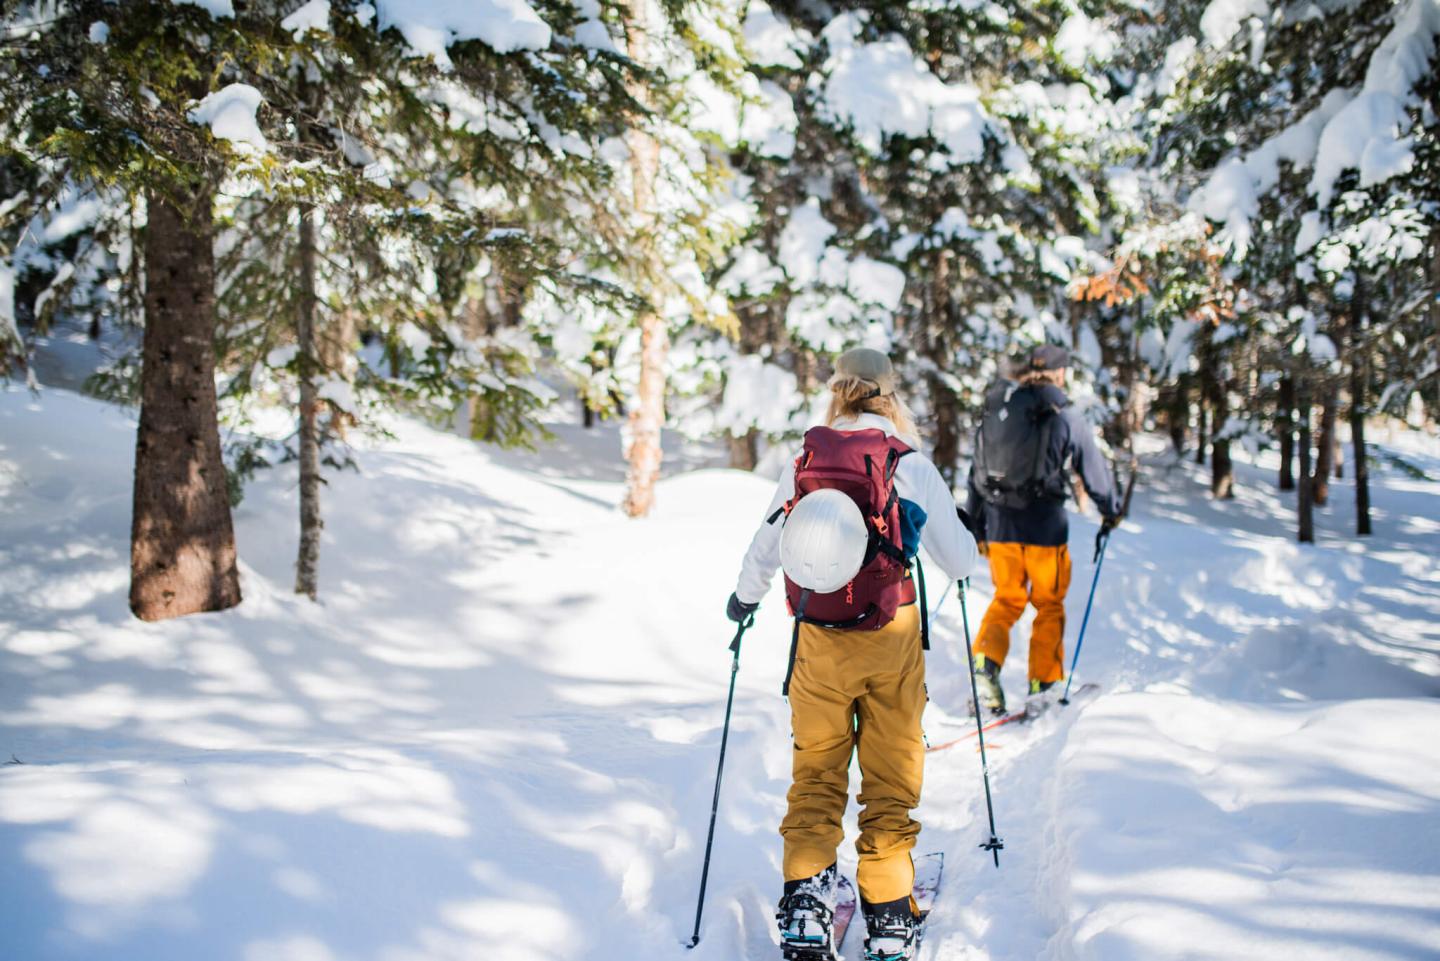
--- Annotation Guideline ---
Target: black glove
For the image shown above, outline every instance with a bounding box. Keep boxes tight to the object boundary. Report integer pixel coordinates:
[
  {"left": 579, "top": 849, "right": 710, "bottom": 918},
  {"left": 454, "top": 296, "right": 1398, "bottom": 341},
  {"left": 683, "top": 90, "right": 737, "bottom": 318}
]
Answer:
[
  {"left": 957, "top": 506, "right": 979, "bottom": 538},
  {"left": 726, "top": 592, "right": 759, "bottom": 623},
  {"left": 1094, "top": 518, "right": 1120, "bottom": 562}
]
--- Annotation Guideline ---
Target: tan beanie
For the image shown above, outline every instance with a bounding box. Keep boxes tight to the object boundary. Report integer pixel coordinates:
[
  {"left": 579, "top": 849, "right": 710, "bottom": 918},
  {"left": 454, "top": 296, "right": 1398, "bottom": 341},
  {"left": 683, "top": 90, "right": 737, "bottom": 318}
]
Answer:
[{"left": 830, "top": 347, "right": 896, "bottom": 396}]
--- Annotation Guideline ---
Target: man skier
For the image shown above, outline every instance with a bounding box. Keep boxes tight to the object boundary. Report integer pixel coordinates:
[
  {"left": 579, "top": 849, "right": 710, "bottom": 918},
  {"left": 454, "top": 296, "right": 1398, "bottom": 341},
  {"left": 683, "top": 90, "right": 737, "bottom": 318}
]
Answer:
[{"left": 965, "top": 344, "right": 1121, "bottom": 715}]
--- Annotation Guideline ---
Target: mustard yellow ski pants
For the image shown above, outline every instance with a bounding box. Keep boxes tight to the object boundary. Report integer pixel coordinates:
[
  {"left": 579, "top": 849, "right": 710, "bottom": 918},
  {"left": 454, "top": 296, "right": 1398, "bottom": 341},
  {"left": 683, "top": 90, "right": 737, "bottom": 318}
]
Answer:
[
  {"left": 781, "top": 604, "right": 925, "bottom": 904},
  {"left": 974, "top": 542, "right": 1073, "bottom": 684}
]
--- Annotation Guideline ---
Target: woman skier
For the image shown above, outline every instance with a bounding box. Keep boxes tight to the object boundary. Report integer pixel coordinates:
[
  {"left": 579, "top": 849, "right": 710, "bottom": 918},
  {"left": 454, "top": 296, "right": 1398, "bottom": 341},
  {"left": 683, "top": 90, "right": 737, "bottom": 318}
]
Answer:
[{"left": 726, "top": 347, "right": 979, "bottom": 961}]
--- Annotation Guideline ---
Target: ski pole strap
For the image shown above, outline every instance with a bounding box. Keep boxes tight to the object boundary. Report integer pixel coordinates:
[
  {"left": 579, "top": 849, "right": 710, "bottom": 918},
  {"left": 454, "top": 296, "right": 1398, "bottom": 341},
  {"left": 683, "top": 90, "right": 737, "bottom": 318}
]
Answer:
[{"left": 782, "top": 589, "right": 812, "bottom": 697}]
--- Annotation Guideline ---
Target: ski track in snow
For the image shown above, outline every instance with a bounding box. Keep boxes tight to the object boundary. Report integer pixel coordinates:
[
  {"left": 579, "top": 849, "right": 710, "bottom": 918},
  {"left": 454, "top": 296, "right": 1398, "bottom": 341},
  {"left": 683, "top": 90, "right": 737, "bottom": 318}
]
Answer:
[{"left": 1, "top": 387, "right": 1438, "bottom": 960}]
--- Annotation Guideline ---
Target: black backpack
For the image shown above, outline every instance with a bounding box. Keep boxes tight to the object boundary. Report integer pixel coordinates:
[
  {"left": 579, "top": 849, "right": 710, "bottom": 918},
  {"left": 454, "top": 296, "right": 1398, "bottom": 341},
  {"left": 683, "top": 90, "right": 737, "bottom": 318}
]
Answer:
[{"left": 974, "top": 382, "right": 1067, "bottom": 510}]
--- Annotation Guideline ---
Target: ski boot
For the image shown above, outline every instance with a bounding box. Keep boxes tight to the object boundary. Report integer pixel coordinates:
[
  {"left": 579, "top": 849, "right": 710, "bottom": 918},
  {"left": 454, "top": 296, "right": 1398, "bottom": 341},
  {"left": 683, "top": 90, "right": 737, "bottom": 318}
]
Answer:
[
  {"left": 861, "top": 895, "right": 921, "bottom": 961},
  {"left": 777, "top": 864, "right": 839, "bottom": 960},
  {"left": 969, "top": 655, "right": 1006, "bottom": 716},
  {"left": 1025, "top": 678, "right": 1058, "bottom": 718}
]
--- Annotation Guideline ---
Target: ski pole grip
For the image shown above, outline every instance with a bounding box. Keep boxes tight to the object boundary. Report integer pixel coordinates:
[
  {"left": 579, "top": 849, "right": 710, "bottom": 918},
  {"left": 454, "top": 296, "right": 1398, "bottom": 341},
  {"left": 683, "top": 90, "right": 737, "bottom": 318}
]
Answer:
[
  {"left": 1093, "top": 530, "right": 1108, "bottom": 564},
  {"left": 729, "top": 614, "right": 753, "bottom": 653}
]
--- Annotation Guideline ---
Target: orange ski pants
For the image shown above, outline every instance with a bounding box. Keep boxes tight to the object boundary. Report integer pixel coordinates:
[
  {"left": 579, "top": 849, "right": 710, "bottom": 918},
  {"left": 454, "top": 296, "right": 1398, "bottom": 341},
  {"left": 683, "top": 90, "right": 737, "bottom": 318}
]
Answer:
[
  {"left": 974, "top": 542, "right": 1072, "bottom": 684},
  {"left": 781, "top": 604, "right": 924, "bottom": 904}
]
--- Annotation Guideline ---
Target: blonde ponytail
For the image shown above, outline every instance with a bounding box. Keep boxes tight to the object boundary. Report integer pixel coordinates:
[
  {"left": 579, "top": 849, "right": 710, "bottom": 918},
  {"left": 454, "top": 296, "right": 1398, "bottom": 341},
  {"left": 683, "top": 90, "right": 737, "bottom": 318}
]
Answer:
[{"left": 825, "top": 374, "right": 922, "bottom": 448}]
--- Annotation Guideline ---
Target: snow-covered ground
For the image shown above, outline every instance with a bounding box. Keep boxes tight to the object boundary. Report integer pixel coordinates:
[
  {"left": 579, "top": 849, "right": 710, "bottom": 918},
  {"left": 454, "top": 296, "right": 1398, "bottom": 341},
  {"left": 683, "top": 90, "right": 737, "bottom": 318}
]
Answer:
[{"left": 2, "top": 385, "right": 1438, "bottom": 961}]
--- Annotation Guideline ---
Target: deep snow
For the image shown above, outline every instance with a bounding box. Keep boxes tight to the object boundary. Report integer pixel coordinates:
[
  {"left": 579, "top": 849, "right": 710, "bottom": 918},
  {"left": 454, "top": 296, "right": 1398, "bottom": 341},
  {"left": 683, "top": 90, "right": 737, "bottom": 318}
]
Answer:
[{"left": 1, "top": 386, "right": 1438, "bottom": 961}]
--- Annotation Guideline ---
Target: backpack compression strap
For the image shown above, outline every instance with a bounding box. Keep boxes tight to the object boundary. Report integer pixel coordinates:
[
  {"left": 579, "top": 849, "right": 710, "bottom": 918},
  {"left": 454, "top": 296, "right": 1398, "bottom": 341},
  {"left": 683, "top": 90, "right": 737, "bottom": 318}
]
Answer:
[{"left": 782, "top": 589, "right": 812, "bottom": 697}]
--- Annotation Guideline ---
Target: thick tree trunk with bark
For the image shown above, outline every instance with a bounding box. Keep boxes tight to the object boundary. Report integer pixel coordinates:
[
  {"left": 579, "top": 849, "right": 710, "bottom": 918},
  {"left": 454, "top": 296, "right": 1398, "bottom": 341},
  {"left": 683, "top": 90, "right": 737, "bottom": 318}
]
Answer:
[
  {"left": 294, "top": 203, "right": 322, "bottom": 599},
  {"left": 1278, "top": 376, "right": 1296, "bottom": 490},
  {"left": 130, "top": 187, "right": 242, "bottom": 621},
  {"left": 1297, "top": 377, "right": 1314, "bottom": 544},
  {"left": 620, "top": 0, "right": 667, "bottom": 518},
  {"left": 1312, "top": 387, "right": 1338, "bottom": 507}
]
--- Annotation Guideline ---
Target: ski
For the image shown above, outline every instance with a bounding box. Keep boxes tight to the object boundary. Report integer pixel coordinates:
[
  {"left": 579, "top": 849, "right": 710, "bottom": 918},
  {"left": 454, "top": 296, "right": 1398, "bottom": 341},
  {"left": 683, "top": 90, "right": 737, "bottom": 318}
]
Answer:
[
  {"left": 925, "top": 684, "right": 1100, "bottom": 754},
  {"left": 829, "top": 852, "right": 944, "bottom": 960},
  {"left": 913, "top": 850, "right": 943, "bottom": 920}
]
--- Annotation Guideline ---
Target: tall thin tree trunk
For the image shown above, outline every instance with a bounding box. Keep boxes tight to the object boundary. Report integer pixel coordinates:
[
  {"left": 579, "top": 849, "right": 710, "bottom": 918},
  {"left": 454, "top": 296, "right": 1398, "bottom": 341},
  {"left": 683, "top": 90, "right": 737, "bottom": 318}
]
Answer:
[
  {"left": 1312, "top": 387, "right": 1338, "bottom": 506},
  {"left": 1164, "top": 377, "right": 1188, "bottom": 455},
  {"left": 1351, "top": 284, "right": 1371, "bottom": 536},
  {"left": 927, "top": 251, "right": 960, "bottom": 485},
  {"left": 1195, "top": 394, "right": 1208, "bottom": 466},
  {"left": 1114, "top": 327, "right": 1145, "bottom": 454},
  {"left": 1432, "top": 226, "right": 1440, "bottom": 414},
  {"left": 1211, "top": 382, "right": 1234, "bottom": 499},
  {"left": 621, "top": 1, "right": 667, "bottom": 518},
  {"left": 1278, "top": 376, "right": 1296, "bottom": 490},
  {"left": 295, "top": 201, "right": 322, "bottom": 599},
  {"left": 130, "top": 186, "right": 242, "bottom": 620},
  {"left": 1297, "top": 375, "right": 1314, "bottom": 544}
]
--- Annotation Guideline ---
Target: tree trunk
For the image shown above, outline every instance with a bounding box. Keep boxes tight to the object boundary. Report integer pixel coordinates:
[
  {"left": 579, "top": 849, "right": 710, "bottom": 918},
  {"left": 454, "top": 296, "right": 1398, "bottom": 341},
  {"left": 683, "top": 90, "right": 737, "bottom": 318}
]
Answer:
[
  {"left": 294, "top": 201, "right": 322, "bottom": 599},
  {"left": 927, "top": 250, "right": 960, "bottom": 485},
  {"left": 1195, "top": 394, "right": 1208, "bottom": 465},
  {"left": 1350, "top": 284, "right": 1371, "bottom": 536},
  {"left": 1312, "top": 387, "right": 1338, "bottom": 506},
  {"left": 622, "top": 314, "right": 667, "bottom": 517},
  {"left": 620, "top": 0, "right": 667, "bottom": 518},
  {"left": 1202, "top": 339, "right": 1233, "bottom": 498},
  {"left": 1278, "top": 376, "right": 1296, "bottom": 490},
  {"left": 929, "top": 369, "right": 961, "bottom": 486},
  {"left": 1297, "top": 376, "right": 1314, "bottom": 544},
  {"left": 728, "top": 428, "right": 758, "bottom": 470},
  {"left": 1432, "top": 225, "right": 1440, "bottom": 415},
  {"left": 130, "top": 186, "right": 242, "bottom": 620},
  {"left": 1210, "top": 389, "right": 1234, "bottom": 498},
  {"left": 1163, "top": 377, "right": 1188, "bottom": 455},
  {"left": 1113, "top": 331, "right": 1143, "bottom": 454}
]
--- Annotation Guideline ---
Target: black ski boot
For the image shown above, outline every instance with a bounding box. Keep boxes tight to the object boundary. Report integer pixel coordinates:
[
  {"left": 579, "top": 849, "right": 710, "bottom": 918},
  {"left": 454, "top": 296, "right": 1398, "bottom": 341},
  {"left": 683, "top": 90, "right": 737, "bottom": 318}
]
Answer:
[
  {"left": 861, "top": 895, "right": 920, "bottom": 961},
  {"left": 777, "top": 864, "right": 839, "bottom": 960}
]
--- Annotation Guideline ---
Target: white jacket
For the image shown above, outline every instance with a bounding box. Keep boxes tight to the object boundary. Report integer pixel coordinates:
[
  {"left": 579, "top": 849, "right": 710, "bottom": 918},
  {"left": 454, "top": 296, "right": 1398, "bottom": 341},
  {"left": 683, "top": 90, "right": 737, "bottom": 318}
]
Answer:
[{"left": 734, "top": 413, "right": 981, "bottom": 605}]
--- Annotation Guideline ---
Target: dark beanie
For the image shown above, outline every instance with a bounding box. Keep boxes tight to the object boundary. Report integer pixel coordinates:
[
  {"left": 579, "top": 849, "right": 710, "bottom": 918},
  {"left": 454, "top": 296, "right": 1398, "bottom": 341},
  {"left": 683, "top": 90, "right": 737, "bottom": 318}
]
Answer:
[{"left": 1028, "top": 344, "right": 1070, "bottom": 371}]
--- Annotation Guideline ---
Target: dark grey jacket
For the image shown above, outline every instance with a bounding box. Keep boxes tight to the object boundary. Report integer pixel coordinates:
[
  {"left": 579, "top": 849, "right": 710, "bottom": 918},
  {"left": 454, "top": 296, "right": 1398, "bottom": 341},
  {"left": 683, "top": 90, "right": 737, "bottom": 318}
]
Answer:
[{"left": 965, "top": 383, "right": 1120, "bottom": 547}]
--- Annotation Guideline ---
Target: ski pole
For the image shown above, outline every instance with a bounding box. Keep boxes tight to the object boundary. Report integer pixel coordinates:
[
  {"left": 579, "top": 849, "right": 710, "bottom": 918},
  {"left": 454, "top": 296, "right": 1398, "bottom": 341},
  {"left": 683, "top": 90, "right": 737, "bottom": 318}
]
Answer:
[
  {"left": 1059, "top": 533, "right": 1108, "bottom": 705},
  {"left": 686, "top": 613, "right": 753, "bottom": 949},
  {"left": 1061, "top": 470, "right": 1135, "bottom": 705},
  {"left": 958, "top": 580, "right": 1004, "bottom": 868}
]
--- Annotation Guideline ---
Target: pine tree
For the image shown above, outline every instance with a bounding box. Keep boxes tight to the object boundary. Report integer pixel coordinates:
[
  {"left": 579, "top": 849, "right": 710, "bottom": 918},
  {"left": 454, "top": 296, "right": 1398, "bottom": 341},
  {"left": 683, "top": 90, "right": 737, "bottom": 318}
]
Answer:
[{"left": 1, "top": 1, "right": 255, "bottom": 618}]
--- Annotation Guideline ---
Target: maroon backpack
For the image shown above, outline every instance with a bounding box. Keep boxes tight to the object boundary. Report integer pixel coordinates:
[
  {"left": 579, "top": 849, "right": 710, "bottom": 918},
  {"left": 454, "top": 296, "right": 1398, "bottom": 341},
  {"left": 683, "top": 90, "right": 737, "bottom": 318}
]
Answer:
[
  {"left": 777, "top": 429, "right": 921, "bottom": 691},
  {"left": 769, "top": 427, "right": 923, "bottom": 692}
]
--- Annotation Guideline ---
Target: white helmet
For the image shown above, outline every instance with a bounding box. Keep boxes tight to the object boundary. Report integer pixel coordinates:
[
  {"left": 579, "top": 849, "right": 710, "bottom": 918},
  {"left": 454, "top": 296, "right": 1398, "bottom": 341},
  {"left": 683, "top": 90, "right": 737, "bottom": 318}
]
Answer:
[{"left": 780, "top": 488, "right": 869, "bottom": 594}]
